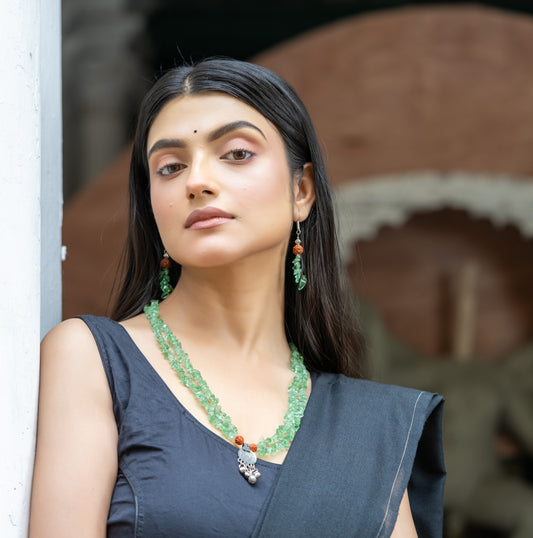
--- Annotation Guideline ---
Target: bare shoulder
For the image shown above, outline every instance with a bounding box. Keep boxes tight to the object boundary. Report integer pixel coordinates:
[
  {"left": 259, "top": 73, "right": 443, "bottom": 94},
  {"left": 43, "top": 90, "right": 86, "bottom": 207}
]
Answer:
[
  {"left": 31, "top": 318, "right": 118, "bottom": 537},
  {"left": 39, "top": 317, "right": 111, "bottom": 405},
  {"left": 41, "top": 317, "right": 97, "bottom": 354}
]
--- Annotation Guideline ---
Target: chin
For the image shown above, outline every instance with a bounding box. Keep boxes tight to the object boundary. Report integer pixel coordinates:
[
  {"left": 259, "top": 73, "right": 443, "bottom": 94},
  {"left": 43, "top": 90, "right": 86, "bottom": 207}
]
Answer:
[
  {"left": 178, "top": 244, "right": 284, "bottom": 271},
  {"left": 176, "top": 249, "right": 246, "bottom": 269}
]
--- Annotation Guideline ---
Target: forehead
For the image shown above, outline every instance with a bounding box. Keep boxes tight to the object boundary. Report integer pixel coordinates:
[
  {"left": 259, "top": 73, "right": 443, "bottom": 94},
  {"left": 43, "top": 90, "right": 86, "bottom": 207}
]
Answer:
[{"left": 147, "top": 92, "right": 276, "bottom": 146}]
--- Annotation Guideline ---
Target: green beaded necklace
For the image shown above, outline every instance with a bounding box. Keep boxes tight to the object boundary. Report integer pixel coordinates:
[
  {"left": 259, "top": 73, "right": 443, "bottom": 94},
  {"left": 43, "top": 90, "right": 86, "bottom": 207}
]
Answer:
[{"left": 144, "top": 299, "right": 310, "bottom": 484}]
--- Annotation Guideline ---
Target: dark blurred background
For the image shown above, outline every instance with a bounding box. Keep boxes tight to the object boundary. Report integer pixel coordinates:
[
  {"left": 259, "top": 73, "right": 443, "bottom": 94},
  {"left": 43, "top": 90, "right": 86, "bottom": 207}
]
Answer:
[{"left": 61, "top": 2, "right": 533, "bottom": 536}]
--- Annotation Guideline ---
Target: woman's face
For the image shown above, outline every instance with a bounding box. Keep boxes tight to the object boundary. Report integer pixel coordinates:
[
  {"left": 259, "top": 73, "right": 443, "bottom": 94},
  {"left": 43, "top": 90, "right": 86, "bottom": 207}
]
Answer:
[{"left": 147, "top": 92, "right": 300, "bottom": 270}]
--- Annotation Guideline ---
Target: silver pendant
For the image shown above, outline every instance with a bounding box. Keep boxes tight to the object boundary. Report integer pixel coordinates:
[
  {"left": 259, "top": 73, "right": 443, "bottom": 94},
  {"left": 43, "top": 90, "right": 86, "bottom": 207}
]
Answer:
[{"left": 238, "top": 443, "right": 261, "bottom": 485}]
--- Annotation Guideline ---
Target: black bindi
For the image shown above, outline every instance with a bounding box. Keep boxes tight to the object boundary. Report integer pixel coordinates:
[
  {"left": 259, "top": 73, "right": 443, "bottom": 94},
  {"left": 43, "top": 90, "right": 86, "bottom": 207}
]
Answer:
[{"left": 193, "top": 129, "right": 198, "bottom": 133}]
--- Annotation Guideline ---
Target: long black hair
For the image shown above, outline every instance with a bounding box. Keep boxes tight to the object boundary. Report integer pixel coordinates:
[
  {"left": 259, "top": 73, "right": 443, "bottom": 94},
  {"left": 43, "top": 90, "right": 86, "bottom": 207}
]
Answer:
[{"left": 112, "top": 58, "right": 364, "bottom": 378}]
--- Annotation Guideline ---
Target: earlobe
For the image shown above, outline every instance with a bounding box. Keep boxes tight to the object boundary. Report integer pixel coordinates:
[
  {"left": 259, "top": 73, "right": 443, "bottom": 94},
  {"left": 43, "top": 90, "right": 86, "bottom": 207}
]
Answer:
[{"left": 293, "top": 162, "right": 316, "bottom": 221}]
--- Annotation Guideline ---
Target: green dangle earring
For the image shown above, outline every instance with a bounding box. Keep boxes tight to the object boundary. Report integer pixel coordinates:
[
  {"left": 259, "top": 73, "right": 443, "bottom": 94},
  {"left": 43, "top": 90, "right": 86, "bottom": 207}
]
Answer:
[
  {"left": 159, "top": 251, "right": 174, "bottom": 299},
  {"left": 292, "top": 221, "right": 307, "bottom": 291}
]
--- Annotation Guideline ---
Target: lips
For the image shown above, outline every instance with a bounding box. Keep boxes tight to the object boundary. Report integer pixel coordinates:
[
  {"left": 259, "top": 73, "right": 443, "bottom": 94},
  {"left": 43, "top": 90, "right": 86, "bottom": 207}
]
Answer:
[{"left": 185, "top": 206, "right": 234, "bottom": 229}]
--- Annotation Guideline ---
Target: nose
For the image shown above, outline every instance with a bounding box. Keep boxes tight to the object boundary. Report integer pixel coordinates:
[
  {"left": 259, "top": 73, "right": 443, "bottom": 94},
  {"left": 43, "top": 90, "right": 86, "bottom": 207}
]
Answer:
[{"left": 185, "top": 157, "right": 218, "bottom": 200}]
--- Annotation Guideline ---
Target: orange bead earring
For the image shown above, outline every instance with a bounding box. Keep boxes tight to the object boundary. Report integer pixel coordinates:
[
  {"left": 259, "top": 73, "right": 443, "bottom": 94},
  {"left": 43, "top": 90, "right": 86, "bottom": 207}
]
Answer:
[
  {"left": 292, "top": 221, "right": 307, "bottom": 290},
  {"left": 159, "top": 251, "right": 173, "bottom": 299}
]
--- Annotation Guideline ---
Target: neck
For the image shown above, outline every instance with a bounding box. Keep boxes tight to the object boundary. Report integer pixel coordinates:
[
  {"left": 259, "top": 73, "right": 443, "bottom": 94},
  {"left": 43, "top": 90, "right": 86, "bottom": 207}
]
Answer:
[{"left": 159, "top": 248, "right": 289, "bottom": 361}]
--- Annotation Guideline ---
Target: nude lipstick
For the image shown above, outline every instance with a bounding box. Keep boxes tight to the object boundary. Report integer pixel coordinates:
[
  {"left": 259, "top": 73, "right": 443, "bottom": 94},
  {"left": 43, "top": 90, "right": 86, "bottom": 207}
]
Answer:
[{"left": 185, "top": 206, "right": 234, "bottom": 230}]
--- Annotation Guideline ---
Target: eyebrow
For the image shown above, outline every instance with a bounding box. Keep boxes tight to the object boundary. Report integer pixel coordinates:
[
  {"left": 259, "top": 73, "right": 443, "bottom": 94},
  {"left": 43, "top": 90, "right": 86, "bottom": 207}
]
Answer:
[{"left": 147, "top": 120, "right": 266, "bottom": 159}]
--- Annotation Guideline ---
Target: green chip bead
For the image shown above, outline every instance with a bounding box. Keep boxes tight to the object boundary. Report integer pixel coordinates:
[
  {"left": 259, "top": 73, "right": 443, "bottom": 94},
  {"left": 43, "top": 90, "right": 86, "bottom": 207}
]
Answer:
[
  {"left": 159, "top": 267, "right": 173, "bottom": 299},
  {"left": 292, "top": 254, "right": 307, "bottom": 291},
  {"left": 144, "top": 300, "right": 309, "bottom": 457}
]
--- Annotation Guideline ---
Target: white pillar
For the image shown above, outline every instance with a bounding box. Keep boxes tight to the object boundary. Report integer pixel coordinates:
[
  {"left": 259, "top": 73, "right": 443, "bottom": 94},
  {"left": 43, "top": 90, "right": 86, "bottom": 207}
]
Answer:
[
  {"left": 40, "top": 0, "right": 63, "bottom": 337},
  {"left": 0, "top": 0, "right": 62, "bottom": 535}
]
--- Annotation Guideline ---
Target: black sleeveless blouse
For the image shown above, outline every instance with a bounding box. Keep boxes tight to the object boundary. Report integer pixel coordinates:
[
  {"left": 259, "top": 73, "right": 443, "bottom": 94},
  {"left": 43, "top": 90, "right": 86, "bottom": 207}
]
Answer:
[{"left": 80, "top": 315, "right": 445, "bottom": 537}]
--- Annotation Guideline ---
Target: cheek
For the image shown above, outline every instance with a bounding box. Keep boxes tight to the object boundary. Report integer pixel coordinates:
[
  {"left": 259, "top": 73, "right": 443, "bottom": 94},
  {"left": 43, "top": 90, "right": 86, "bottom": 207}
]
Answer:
[
  {"left": 150, "top": 190, "right": 167, "bottom": 222},
  {"left": 242, "top": 168, "right": 294, "bottom": 240},
  {"left": 151, "top": 191, "right": 193, "bottom": 262},
  {"left": 150, "top": 182, "right": 182, "bottom": 233},
  {"left": 246, "top": 159, "right": 293, "bottom": 203}
]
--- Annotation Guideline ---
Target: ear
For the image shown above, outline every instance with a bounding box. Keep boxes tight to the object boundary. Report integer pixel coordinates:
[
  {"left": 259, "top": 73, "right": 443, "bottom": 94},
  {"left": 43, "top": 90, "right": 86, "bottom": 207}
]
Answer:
[{"left": 293, "top": 162, "right": 316, "bottom": 221}]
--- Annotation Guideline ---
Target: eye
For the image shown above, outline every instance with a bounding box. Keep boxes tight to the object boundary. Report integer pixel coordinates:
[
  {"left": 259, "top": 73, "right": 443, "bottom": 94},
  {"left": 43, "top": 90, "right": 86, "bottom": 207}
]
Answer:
[
  {"left": 222, "top": 148, "right": 255, "bottom": 162},
  {"left": 156, "top": 162, "right": 186, "bottom": 177}
]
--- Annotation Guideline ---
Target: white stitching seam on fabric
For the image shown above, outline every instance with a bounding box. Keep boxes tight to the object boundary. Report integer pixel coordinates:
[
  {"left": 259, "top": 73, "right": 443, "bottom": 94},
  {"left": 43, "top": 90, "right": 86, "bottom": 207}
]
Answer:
[{"left": 375, "top": 391, "right": 424, "bottom": 538}]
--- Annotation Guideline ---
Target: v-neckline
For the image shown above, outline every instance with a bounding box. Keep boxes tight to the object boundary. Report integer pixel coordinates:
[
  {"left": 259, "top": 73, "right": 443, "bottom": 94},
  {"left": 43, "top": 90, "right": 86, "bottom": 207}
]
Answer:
[{"left": 111, "top": 318, "right": 317, "bottom": 468}]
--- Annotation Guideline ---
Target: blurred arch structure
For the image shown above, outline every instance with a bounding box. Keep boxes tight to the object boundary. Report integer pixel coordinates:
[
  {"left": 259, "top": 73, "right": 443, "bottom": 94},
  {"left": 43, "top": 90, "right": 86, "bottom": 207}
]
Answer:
[{"left": 335, "top": 172, "right": 533, "bottom": 259}]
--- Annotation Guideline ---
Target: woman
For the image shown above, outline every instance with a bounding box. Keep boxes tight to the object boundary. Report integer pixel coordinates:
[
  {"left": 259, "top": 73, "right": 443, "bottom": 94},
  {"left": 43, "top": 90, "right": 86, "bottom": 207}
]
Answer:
[{"left": 30, "top": 58, "right": 445, "bottom": 537}]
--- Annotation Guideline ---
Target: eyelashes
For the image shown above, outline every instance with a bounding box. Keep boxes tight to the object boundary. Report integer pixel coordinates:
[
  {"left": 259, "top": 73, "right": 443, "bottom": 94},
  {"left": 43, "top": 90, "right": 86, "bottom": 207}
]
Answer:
[
  {"left": 156, "top": 162, "right": 186, "bottom": 177},
  {"left": 155, "top": 147, "right": 256, "bottom": 177},
  {"left": 222, "top": 148, "right": 255, "bottom": 161}
]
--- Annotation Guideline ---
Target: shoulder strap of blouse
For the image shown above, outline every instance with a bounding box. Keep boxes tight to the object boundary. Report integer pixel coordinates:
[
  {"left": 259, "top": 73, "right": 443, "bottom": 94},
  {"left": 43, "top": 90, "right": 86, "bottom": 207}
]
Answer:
[
  {"left": 252, "top": 373, "right": 445, "bottom": 538},
  {"left": 77, "top": 315, "right": 136, "bottom": 427}
]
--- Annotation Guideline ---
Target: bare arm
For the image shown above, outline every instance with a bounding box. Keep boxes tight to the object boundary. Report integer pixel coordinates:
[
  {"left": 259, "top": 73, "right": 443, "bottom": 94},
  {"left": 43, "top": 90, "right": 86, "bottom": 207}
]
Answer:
[
  {"left": 390, "top": 489, "right": 418, "bottom": 537},
  {"left": 29, "top": 319, "right": 118, "bottom": 538}
]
